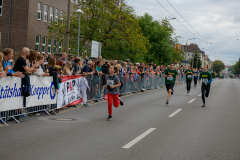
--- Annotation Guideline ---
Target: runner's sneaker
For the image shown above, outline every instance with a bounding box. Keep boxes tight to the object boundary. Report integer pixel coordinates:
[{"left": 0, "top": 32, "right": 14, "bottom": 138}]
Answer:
[
  {"left": 202, "top": 103, "right": 205, "bottom": 107},
  {"left": 85, "top": 103, "right": 89, "bottom": 107},
  {"left": 107, "top": 115, "right": 112, "bottom": 121},
  {"left": 119, "top": 98, "right": 124, "bottom": 106},
  {"left": 166, "top": 100, "right": 169, "bottom": 105}
]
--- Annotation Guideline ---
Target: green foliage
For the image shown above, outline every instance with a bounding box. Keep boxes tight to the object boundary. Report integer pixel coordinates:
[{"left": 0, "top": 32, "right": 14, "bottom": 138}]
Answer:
[
  {"left": 233, "top": 58, "right": 240, "bottom": 75},
  {"left": 189, "top": 51, "right": 202, "bottom": 69},
  {"left": 138, "top": 13, "right": 178, "bottom": 65},
  {"left": 213, "top": 60, "right": 225, "bottom": 73},
  {"left": 47, "top": 0, "right": 148, "bottom": 62}
]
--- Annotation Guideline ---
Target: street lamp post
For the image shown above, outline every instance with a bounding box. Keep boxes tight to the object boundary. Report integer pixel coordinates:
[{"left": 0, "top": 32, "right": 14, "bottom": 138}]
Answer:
[
  {"left": 185, "top": 38, "right": 196, "bottom": 68},
  {"left": 76, "top": 9, "right": 84, "bottom": 58}
]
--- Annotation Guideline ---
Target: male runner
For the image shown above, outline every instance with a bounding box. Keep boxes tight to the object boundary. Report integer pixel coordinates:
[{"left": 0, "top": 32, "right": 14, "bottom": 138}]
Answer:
[
  {"left": 184, "top": 65, "right": 194, "bottom": 95},
  {"left": 199, "top": 65, "right": 212, "bottom": 107},
  {"left": 163, "top": 62, "right": 179, "bottom": 104}
]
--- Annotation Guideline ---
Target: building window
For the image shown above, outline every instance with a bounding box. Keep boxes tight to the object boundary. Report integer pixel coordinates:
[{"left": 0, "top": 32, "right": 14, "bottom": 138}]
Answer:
[
  {"left": 48, "top": 38, "right": 52, "bottom": 54},
  {"left": 53, "top": 39, "right": 57, "bottom": 54},
  {"left": 59, "top": 41, "right": 62, "bottom": 53},
  {"left": 75, "top": 0, "right": 78, "bottom": 5},
  {"left": 36, "top": 35, "right": 40, "bottom": 50},
  {"left": 188, "top": 54, "right": 190, "bottom": 56},
  {"left": 50, "top": 7, "right": 53, "bottom": 23},
  {"left": 44, "top": 5, "right": 48, "bottom": 22},
  {"left": 42, "top": 37, "right": 46, "bottom": 53},
  {"left": 71, "top": 0, "right": 74, "bottom": 3},
  {"left": 55, "top": 9, "right": 59, "bottom": 23},
  {"left": 60, "top": 11, "right": 64, "bottom": 24},
  {"left": 0, "top": 0, "right": 3, "bottom": 16},
  {"left": 37, "top": 2, "right": 42, "bottom": 20}
]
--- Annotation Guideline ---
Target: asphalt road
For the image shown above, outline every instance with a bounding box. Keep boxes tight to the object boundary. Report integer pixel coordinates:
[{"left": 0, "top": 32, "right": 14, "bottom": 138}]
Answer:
[{"left": 1, "top": 78, "right": 240, "bottom": 160}]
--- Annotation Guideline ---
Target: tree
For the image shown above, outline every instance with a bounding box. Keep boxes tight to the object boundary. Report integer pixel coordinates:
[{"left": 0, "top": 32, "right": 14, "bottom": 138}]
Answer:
[
  {"left": 213, "top": 60, "right": 225, "bottom": 73},
  {"left": 233, "top": 58, "right": 240, "bottom": 75},
  {"left": 138, "top": 13, "right": 177, "bottom": 65},
  {"left": 189, "top": 51, "right": 202, "bottom": 69},
  {"left": 47, "top": 0, "right": 148, "bottom": 62}
]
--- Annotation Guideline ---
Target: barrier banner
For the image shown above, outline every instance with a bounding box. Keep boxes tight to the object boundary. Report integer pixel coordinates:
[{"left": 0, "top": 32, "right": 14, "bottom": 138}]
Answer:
[
  {"left": 57, "top": 75, "right": 83, "bottom": 109},
  {"left": 26, "top": 75, "right": 57, "bottom": 108},
  {"left": 0, "top": 76, "right": 57, "bottom": 112}
]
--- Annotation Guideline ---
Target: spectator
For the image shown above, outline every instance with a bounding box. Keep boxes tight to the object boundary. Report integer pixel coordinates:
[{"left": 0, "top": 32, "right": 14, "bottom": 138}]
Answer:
[
  {"left": 126, "top": 59, "right": 130, "bottom": 66},
  {"left": 13, "top": 47, "right": 39, "bottom": 109},
  {"left": 56, "top": 59, "right": 64, "bottom": 68},
  {"left": 62, "top": 61, "right": 73, "bottom": 76},
  {"left": 33, "top": 55, "right": 49, "bottom": 76},
  {"left": 70, "top": 56, "right": 74, "bottom": 62},
  {"left": 0, "top": 52, "right": 6, "bottom": 77},
  {"left": 42, "top": 53, "right": 47, "bottom": 62},
  {"left": 73, "top": 57, "right": 81, "bottom": 74},
  {"left": 28, "top": 50, "right": 38, "bottom": 68},
  {"left": 101, "top": 61, "right": 109, "bottom": 75},
  {"left": 80, "top": 72, "right": 90, "bottom": 107},
  {"left": 46, "top": 53, "right": 52, "bottom": 62},
  {"left": 47, "top": 57, "right": 59, "bottom": 94},
  {"left": 83, "top": 56, "right": 89, "bottom": 66},
  {"left": 79, "top": 60, "right": 84, "bottom": 71},
  {"left": 91, "top": 60, "right": 96, "bottom": 73},
  {"left": 57, "top": 52, "right": 68, "bottom": 64},
  {"left": 81, "top": 60, "right": 93, "bottom": 74},
  {"left": 98, "top": 56, "right": 102, "bottom": 62},
  {"left": 35, "top": 50, "right": 41, "bottom": 55},
  {"left": 153, "top": 64, "right": 157, "bottom": 70},
  {"left": 13, "top": 47, "right": 39, "bottom": 74},
  {"left": 101, "top": 59, "right": 106, "bottom": 66},
  {"left": 2, "top": 48, "right": 24, "bottom": 77},
  {"left": 113, "top": 60, "right": 118, "bottom": 65},
  {"left": 54, "top": 65, "right": 62, "bottom": 90}
]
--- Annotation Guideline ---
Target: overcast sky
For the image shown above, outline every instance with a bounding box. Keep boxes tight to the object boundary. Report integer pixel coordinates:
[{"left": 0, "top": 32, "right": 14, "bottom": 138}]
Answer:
[{"left": 126, "top": 0, "right": 240, "bottom": 65}]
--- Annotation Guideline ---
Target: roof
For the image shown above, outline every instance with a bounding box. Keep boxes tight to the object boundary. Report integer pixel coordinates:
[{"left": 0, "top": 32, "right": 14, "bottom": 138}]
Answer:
[{"left": 181, "top": 43, "right": 202, "bottom": 53}]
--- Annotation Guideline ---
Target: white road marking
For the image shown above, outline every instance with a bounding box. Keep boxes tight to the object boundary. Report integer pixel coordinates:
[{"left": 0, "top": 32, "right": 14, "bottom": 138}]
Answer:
[
  {"left": 168, "top": 109, "right": 182, "bottom": 117},
  {"left": 198, "top": 94, "right": 202, "bottom": 96},
  {"left": 188, "top": 98, "right": 196, "bottom": 103},
  {"left": 122, "top": 128, "right": 156, "bottom": 149}
]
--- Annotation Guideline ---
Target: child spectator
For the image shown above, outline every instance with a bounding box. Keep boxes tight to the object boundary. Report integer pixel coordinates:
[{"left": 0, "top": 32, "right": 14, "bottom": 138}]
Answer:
[
  {"left": 80, "top": 72, "right": 90, "bottom": 107},
  {"left": 54, "top": 65, "right": 62, "bottom": 90}
]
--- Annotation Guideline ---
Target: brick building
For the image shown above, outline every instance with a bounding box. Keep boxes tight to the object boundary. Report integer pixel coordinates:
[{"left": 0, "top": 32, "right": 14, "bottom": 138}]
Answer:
[{"left": 0, "top": 0, "right": 77, "bottom": 54}]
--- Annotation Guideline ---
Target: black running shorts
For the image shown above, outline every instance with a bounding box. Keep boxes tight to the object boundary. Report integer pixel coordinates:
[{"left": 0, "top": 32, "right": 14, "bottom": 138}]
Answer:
[{"left": 166, "top": 83, "right": 174, "bottom": 91}]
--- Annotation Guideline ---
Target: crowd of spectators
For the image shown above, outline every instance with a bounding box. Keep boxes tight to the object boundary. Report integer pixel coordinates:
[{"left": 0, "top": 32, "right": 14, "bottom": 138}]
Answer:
[{"left": 1, "top": 47, "right": 196, "bottom": 83}]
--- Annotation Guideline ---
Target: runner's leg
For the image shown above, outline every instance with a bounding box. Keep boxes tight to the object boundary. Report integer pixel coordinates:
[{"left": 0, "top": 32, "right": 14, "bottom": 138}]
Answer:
[
  {"left": 205, "top": 85, "right": 211, "bottom": 98},
  {"left": 107, "top": 93, "right": 113, "bottom": 116},
  {"left": 201, "top": 85, "right": 206, "bottom": 104}
]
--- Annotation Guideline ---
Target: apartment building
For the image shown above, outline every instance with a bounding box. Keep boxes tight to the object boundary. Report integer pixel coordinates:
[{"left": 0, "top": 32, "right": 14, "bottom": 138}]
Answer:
[{"left": 0, "top": 0, "right": 77, "bottom": 53}]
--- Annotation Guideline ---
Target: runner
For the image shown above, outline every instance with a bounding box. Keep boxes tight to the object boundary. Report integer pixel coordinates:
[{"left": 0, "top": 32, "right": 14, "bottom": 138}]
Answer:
[
  {"left": 103, "top": 65, "right": 123, "bottom": 121},
  {"left": 193, "top": 68, "right": 199, "bottom": 88},
  {"left": 199, "top": 65, "right": 213, "bottom": 107},
  {"left": 184, "top": 65, "right": 194, "bottom": 95},
  {"left": 163, "top": 62, "right": 179, "bottom": 105}
]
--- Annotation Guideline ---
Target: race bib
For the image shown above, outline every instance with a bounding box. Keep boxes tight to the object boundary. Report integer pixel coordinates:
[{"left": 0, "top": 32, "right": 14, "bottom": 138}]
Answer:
[
  {"left": 202, "top": 78, "right": 208, "bottom": 82},
  {"left": 187, "top": 75, "right": 192, "bottom": 78},
  {"left": 107, "top": 80, "right": 114, "bottom": 85},
  {"left": 167, "top": 77, "right": 173, "bottom": 81}
]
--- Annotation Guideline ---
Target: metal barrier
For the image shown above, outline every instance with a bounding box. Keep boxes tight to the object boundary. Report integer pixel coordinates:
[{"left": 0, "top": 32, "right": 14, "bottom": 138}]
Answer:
[{"left": 0, "top": 72, "right": 186, "bottom": 126}]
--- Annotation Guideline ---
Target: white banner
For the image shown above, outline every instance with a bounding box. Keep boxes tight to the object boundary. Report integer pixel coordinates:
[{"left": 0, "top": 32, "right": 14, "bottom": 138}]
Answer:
[
  {"left": 57, "top": 75, "right": 83, "bottom": 109},
  {"left": 26, "top": 75, "right": 57, "bottom": 108},
  {"left": 91, "top": 40, "right": 102, "bottom": 58},
  {"left": 0, "top": 76, "right": 57, "bottom": 112}
]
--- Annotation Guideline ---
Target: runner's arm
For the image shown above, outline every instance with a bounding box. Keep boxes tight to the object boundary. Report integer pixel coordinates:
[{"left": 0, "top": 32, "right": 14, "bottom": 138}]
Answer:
[{"left": 207, "top": 78, "right": 212, "bottom": 84}]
